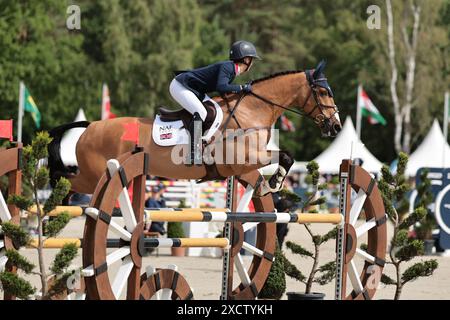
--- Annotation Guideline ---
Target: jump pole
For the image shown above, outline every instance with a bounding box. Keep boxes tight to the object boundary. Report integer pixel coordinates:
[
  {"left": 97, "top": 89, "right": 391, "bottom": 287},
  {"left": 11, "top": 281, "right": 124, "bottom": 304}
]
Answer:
[
  {"left": 145, "top": 210, "right": 343, "bottom": 224},
  {"left": 28, "top": 237, "right": 229, "bottom": 249}
]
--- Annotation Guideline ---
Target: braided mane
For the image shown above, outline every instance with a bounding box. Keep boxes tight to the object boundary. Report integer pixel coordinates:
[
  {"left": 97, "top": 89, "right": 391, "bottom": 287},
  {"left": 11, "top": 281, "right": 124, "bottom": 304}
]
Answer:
[{"left": 251, "top": 70, "right": 304, "bottom": 85}]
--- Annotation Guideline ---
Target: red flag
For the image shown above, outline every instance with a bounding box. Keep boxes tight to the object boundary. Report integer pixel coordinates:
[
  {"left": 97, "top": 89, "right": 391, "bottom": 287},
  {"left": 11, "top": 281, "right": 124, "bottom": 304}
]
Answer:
[
  {"left": 0, "top": 120, "right": 13, "bottom": 141},
  {"left": 101, "top": 84, "right": 117, "bottom": 120},
  {"left": 121, "top": 122, "right": 140, "bottom": 144},
  {"left": 280, "top": 115, "right": 295, "bottom": 132}
]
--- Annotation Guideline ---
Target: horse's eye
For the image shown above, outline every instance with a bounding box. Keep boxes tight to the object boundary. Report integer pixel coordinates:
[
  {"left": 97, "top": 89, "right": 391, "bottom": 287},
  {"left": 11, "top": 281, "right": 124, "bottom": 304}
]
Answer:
[{"left": 320, "top": 91, "right": 327, "bottom": 97}]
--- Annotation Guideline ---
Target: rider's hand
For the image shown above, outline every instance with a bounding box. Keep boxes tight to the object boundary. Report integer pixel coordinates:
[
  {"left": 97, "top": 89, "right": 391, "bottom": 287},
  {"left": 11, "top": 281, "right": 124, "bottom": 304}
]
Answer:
[{"left": 242, "top": 84, "right": 252, "bottom": 93}]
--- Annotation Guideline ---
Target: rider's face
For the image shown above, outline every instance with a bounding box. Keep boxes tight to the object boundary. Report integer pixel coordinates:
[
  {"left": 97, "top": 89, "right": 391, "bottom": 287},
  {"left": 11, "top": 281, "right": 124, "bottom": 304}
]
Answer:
[{"left": 243, "top": 57, "right": 253, "bottom": 72}]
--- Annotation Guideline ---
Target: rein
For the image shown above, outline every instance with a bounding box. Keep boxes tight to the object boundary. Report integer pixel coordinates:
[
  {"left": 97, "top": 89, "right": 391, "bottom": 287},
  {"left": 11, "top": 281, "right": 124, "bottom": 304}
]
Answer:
[{"left": 217, "top": 70, "right": 340, "bottom": 138}]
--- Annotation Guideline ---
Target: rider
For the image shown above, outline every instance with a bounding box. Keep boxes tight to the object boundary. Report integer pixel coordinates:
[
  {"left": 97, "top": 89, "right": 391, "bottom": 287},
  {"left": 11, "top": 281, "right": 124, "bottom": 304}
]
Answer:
[
  {"left": 169, "top": 40, "right": 261, "bottom": 164},
  {"left": 169, "top": 40, "right": 261, "bottom": 129}
]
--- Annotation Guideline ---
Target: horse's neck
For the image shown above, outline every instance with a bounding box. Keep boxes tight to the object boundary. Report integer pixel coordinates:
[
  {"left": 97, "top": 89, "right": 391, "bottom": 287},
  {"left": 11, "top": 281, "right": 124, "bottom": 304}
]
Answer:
[{"left": 218, "top": 73, "right": 303, "bottom": 130}]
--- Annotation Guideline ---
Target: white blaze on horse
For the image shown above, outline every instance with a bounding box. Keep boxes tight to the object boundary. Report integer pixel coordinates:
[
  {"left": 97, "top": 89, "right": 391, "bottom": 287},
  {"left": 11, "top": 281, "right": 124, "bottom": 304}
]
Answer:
[{"left": 47, "top": 61, "right": 341, "bottom": 195}]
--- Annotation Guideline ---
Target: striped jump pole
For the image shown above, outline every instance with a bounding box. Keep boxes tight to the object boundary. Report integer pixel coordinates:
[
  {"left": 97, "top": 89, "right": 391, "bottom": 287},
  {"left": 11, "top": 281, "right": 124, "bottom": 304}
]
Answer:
[
  {"left": 144, "top": 210, "right": 343, "bottom": 225},
  {"left": 28, "top": 237, "right": 229, "bottom": 249}
]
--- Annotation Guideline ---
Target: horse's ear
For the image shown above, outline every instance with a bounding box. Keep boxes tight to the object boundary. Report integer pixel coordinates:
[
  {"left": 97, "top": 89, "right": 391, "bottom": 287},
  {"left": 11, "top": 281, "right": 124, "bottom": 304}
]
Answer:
[{"left": 313, "top": 60, "right": 327, "bottom": 79}]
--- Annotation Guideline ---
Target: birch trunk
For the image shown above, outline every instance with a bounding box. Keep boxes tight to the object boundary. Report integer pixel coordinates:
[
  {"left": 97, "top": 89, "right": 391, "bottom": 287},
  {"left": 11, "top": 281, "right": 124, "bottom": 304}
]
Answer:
[
  {"left": 401, "top": 2, "right": 421, "bottom": 153},
  {"left": 386, "top": 0, "right": 403, "bottom": 153}
]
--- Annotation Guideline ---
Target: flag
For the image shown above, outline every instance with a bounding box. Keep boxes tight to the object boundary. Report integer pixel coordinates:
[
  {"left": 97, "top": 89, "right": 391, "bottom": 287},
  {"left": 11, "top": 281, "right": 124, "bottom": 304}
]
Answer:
[
  {"left": 358, "top": 86, "right": 386, "bottom": 125},
  {"left": 101, "top": 84, "right": 116, "bottom": 120},
  {"left": 0, "top": 120, "right": 13, "bottom": 141},
  {"left": 280, "top": 114, "right": 295, "bottom": 132},
  {"left": 22, "top": 85, "right": 41, "bottom": 128}
]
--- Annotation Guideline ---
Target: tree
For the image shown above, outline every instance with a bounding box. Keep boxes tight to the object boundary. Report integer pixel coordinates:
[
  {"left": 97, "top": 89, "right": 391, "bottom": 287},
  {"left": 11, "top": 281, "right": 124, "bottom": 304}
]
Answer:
[
  {"left": 282, "top": 161, "right": 337, "bottom": 293},
  {"left": 258, "top": 239, "right": 286, "bottom": 299},
  {"left": 378, "top": 152, "right": 438, "bottom": 299},
  {"left": 2, "top": 132, "right": 77, "bottom": 299}
]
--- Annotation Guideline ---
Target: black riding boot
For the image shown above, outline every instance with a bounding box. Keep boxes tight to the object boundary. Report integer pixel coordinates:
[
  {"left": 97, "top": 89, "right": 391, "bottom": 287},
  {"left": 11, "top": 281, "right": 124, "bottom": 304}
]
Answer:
[{"left": 187, "top": 112, "right": 202, "bottom": 166}]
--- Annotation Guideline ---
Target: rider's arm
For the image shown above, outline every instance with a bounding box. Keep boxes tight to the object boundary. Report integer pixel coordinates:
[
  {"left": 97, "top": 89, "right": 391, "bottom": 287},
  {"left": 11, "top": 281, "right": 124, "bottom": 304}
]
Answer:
[{"left": 216, "top": 63, "right": 243, "bottom": 95}]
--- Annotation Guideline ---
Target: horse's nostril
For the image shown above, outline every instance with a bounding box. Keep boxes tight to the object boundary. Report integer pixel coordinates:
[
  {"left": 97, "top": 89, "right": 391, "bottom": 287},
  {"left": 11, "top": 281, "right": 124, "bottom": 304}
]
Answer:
[{"left": 333, "top": 123, "right": 342, "bottom": 133}]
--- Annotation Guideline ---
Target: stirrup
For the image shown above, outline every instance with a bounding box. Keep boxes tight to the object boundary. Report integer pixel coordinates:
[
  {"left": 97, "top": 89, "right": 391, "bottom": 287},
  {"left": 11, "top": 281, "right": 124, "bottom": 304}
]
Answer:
[{"left": 186, "top": 112, "right": 203, "bottom": 166}]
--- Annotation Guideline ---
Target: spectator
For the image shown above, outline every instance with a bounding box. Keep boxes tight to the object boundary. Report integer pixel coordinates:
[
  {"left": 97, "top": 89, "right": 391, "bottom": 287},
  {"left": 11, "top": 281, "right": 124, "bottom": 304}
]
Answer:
[{"left": 144, "top": 183, "right": 166, "bottom": 235}]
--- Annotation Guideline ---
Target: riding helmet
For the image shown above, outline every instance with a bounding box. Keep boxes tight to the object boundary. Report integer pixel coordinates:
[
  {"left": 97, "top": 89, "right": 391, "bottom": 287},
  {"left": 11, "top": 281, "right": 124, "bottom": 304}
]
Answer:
[{"left": 229, "top": 40, "right": 261, "bottom": 61}]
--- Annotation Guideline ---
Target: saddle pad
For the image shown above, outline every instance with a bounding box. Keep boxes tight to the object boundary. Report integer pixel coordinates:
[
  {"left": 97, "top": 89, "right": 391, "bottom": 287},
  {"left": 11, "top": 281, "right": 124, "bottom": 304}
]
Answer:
[
  {"left": 152, "top": 97, "right": 223, "bottom": 147},
  {"left": 152, "top": 117, "right": 189, "bottom": 146}
]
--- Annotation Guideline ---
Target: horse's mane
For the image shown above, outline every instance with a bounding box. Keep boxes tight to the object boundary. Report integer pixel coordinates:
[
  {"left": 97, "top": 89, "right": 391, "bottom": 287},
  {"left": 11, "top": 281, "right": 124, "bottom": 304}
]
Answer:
[{"left": 251, "top": 70, "right": 304, "bottom": 85}]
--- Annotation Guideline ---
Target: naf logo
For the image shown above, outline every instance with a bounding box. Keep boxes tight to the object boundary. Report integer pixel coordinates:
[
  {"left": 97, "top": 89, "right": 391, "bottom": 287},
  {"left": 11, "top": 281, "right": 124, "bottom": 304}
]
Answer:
[{"left": 159, "top": 125, "right": 173, "bottom": 133}]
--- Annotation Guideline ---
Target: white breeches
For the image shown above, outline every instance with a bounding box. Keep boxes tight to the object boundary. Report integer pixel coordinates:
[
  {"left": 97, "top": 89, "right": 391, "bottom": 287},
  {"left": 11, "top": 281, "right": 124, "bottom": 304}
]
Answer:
[{"left": 169, "top": 79, "right": 207, "bottom": 121}]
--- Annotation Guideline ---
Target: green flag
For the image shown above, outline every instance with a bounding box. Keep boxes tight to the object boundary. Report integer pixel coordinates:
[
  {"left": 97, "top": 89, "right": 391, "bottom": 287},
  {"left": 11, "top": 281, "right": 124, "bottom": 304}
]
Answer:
[{"left": 23, "top": 85, "right": 41, "bottom": 128}]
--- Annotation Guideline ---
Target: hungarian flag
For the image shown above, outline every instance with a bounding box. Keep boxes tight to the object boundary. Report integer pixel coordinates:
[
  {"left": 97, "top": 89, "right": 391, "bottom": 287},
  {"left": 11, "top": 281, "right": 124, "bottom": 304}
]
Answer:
[
  {"left": 101, "top": 84, "right": 116, "bottom": 120},
  {"left": 22, "top": 84, "right": 41, "bottom": 128},
  {"left": 0, "top": 120, "right": 13, "bottom": 141},
  {"left": 280, "top": 114, "right": 295, "bottom": 132},
  {"left": 358, "top": 85, "right": 386, "bottom": 125}
]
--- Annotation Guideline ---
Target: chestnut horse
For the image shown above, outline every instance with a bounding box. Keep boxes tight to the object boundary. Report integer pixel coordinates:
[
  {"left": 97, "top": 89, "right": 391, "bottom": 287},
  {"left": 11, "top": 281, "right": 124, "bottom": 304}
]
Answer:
[{"left": 49, "top": 61, "right": 341, "bottom": 195}]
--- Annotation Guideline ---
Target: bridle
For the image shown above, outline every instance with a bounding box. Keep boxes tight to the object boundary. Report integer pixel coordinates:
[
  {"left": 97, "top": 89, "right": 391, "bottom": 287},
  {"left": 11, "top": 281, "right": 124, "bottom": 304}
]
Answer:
[
  {"left": 220, "top": 70, "right": 340, "bottom": 136},
  {"left": 248, "top": 70, "right": 340, "bottom": 135}
]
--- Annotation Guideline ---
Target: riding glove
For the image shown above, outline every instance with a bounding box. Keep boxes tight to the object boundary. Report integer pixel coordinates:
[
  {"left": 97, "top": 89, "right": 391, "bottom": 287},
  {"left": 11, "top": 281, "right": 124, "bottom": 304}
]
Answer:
[{"left": 242, "top": 84, "right": 252, "bottom": 93}]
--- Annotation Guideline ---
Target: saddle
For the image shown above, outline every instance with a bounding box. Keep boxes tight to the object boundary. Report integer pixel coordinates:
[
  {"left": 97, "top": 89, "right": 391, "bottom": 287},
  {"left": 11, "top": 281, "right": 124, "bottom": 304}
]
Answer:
[{"left": 158, "top": 100, "right": 217, "bottom": 134}]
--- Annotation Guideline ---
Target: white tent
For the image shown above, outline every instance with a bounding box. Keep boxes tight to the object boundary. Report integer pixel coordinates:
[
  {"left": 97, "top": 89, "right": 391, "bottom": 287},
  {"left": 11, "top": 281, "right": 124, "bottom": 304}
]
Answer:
[
  {"left": 313, "top": 116, "right": 383, "bottom": 174},
  {"left": 74, "top": 108, "right": 87, "bottom": 122},
  {"left": 405, "top": 119, "right": 450, "bottom": 177}
]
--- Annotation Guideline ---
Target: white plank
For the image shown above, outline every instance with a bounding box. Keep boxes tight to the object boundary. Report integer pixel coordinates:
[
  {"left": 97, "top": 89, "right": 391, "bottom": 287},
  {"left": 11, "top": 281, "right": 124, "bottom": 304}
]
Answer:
[
  {"left": 234, "top": 253, "right": 251, "bottom": 286},
  {"left": 112, "top": 256, "right": 134, "bottom": 299},
  {"left": 82, "top": 247, "right": 130, "bottom": 277},
  {"left": 243, "top": 222, "right": 259, "bottom": 232},
  {"left": 348, "top": 260, "right": 364, "bottom": 294},
  {"left": 107, "top": 159, "right": 137, "bottom": 233},
  {"left": 85, "top": 208, "right": 132, "bottom": 241},
  {"left": 350, "top": 189, "right": 367, "bottom": 226},
  {"left": 237, "top": 185, "right": 254, "bottom": 212},
  {"left": 0, "top": 191, "right": 12, "bottom": 222},
  {"left": 242, "top": 241, "right": 264, "bottom": 258},
  {"left": 356, "top": 218, "right": 376, "bottom": 238},
  {"left": 355, "top": 248, "right": 376, "bottom": 264}
]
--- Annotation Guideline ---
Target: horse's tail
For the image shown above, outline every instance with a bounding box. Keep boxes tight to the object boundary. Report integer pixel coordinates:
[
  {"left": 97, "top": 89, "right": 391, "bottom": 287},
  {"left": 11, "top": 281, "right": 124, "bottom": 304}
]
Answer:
[{"left": 48, "top": 121, "right": 90, "bottom": 187}]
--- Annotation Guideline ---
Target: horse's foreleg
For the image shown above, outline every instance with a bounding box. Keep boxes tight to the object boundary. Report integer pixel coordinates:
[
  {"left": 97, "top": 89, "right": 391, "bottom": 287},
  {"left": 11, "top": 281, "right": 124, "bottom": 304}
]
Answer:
[{"left": 257, "top": 150, "right": 294, "bottom": 196}]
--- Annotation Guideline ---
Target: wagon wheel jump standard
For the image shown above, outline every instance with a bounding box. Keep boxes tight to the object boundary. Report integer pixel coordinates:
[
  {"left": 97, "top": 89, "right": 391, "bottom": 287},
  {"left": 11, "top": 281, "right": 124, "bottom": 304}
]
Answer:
[
  {"left": 0, "top": 144, "right": 22, "bottom": 300},
  {"left": 80, "top": 149, "right": 387, "bottom": 300}
]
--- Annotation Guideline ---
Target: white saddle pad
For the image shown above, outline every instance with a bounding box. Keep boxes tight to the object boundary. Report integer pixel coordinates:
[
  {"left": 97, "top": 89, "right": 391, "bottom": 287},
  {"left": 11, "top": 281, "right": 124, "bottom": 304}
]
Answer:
[{"left": 152, "top": 97, "right": 223, "bottom": 147}]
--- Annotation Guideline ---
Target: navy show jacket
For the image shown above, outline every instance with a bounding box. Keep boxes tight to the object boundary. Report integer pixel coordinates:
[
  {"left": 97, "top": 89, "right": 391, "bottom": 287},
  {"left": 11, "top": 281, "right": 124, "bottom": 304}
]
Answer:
[{"left": 175, "top": 61, "right": 243, "bottom": 100}]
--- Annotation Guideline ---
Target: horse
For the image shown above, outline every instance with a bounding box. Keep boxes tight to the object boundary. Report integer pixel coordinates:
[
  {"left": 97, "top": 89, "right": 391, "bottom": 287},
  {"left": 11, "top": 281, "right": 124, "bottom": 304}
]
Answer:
[{"left": 48, "top": 61, "right": 341, "bottom": 196}]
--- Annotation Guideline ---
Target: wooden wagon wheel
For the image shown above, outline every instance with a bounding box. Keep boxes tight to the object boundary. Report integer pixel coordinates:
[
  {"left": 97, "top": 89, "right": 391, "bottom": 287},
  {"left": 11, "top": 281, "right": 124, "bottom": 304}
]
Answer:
[
  {"left": 0, "top": 144, "right": 22, "bottom": 300},
  {"left": 336, "top": 160, "right": 387, "bottom": 300},
  {"left": 225, "top": 171, "right": 276, "bottom": 300},
  {"left": 82, "top": 149, "right": 148, "bottom": 300},
  {"left": 139, "top": 265, "right": 193, "bottom": 300}
]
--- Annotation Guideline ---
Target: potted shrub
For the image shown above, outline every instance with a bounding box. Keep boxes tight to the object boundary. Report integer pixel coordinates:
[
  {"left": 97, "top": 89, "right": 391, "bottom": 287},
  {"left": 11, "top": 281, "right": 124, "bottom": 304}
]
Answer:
[
  {"left": 0, "top": 132, "right": 78, "bottom": 299},
  {"left": 413, "top": 169, "right": 437, "bottom": 255},
  {"left": 258, "top": 239, "right": 286, "bottom": 300},
  {"left": 282, "top": 161, "right": 337, "bottom": 300},
  {"left": 167, "top": 221, "right": 186, "bottom": 257},
  {"left": 378, "top": 153, "right": 438, "bottom": 299}
]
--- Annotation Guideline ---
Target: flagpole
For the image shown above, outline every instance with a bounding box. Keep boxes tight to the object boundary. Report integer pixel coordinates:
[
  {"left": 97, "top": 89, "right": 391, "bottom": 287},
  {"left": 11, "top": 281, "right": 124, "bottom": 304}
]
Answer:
[
  {"left": 17, "top": 81, "right": 25, "bottom": 142},
  {"left": 443, "top": 91, "right": 449, "bottom": 168},
  {"left": 101, "top": 83, "right": 106, "bottom": 120},
  {"left": 356, "top": 84, "right": 362, "bottom": 140},
  {"left": 444, "top": 91, "right": 449, "bottom": 140}
]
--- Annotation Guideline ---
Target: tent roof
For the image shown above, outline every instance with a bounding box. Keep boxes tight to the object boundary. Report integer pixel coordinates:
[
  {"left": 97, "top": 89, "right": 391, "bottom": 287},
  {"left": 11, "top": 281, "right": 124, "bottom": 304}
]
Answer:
[
  {"left": 313, "top": 116, "right": 383, "bottom": 174},
  {"left": 74, "top": 108, "right": 87, "bottom": 122},
  {"left": 405, "top": 119, "right": 450, "bottom": 176}
]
